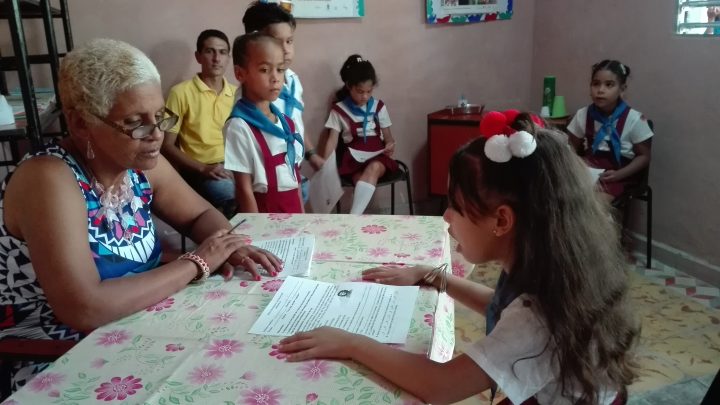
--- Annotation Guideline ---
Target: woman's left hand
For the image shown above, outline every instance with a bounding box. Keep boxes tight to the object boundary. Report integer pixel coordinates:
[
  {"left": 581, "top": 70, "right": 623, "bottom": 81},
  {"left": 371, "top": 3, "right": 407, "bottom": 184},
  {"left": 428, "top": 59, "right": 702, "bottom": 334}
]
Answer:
[
  {"left": 384, "top": 142, "right": 395, "bottom": 157},
  {"left": 226, "top": 245, "right": 283, "bottom": 281},
  {"left": 278, "top": 326, "right": 360, "bottom": 362}
]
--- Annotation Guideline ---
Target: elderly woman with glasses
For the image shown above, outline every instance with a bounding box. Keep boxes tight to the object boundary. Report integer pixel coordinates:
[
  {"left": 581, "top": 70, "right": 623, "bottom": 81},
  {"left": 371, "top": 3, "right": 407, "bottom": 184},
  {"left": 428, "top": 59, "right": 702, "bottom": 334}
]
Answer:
[{"left": 0, "top": 39, "right": 281, "bottom": 392}]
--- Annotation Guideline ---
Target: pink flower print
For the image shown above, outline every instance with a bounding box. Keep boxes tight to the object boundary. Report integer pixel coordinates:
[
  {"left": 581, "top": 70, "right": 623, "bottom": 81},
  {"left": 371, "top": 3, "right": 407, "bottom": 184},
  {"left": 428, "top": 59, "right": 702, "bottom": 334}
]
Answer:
[
  {"left": 49, "top": 389, "right": 61, "bottom": 397},
  {"left": 368, "top": 247, "right": 390, "bottom": 258},
  {"left": 321, "top": 229, "right": 340, "bottom": 238},
  {"left": 423, "top": 313, "right": 434, "bottom": 327},
  {"left": 426, "top": 247, "right": 443, "bottom": 258},
  {"left": 94, "top": 375, "right": 143, "bottom": 401},
  {"left": 204, "top": 289, "right": 229, "bottom": 300},
  {"left": 402, "top": 233, "right": 420, "bottom": 241},
  {"left": 165, "top": 343, "right": 185, "bottom": 352},
  {"left": 297, "top": 360, "right": 333, "bottom": 381},
  {"left": 241, "top": 371, "right": 256, "bottom": 381},
  {"left": 91, "top": 358, "right": 109, "bottom": 368},
  {"left": 306, "top": 393, "right": 319, "bottom": 403},
  {"left": 96, "top": 330, "right": 130, "bottom": 347},
  {"left": 240, "top": 385, "right": 284, "bottom": 405},
  {"left": 188, "top": 364, "right": 225, "bottom": 385},
  {"left": 268, "top": 344, "right": 287, "bottom": 360},
  {"left": 262, "top": 279, "right": 284, "bottom": 292},
  {"left": 28, "top": 372, "right": 65, "bottom": 392},
  {"left": 239, "top": 281, "right": 250, "bottom": 287},
  {"left": 313, "top": 251, "right": 335, "bottom": 260},
  {"left": 210, "top": 311, "right": 236, "bottom": 324},
  {"left": 361, "top": 224, "right": 387, "bottom": 234},
  {"left": 206, "top": 339, "right": 243, "bottom": 359},
  {"left": 145, "top": 297, "right": 174, "bottom": 312},
  {"left": 452, "top": 260, "right": 466, "bottom": 277},
  {"left": 277, "top": 227, "right": 299, "bottom": 237},
  {"left": 269, "top": 213, "right": 292, "bottom": 221},
  {"left": 394, "top": 252, "right": 411, "bottom": 258}
]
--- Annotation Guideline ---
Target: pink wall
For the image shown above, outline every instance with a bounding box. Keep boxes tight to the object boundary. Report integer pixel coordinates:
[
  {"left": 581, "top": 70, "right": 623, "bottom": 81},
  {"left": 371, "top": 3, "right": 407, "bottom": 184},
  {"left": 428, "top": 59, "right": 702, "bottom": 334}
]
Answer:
[
  {"left": 531, "top": 0, "right": 720, "bottom": 266},
  {"left": 1, "top": 0, "right": 536, "bottom": 205}
]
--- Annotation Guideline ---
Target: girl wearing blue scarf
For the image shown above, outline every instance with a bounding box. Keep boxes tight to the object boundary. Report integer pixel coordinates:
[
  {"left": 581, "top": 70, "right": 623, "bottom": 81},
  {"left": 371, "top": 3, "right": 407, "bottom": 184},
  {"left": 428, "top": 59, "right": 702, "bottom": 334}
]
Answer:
[
  {"left": 223, "top": 33, "right": 305, "bottom": 213},
  {"left": 279, "top": 114, "right": 638, "bottom": 405},
  {"left": 317, "top": 54, "right": 398, "bottom": 215},
  {"left": 567, "top": 60, "right": 654, "bottom": 199}
]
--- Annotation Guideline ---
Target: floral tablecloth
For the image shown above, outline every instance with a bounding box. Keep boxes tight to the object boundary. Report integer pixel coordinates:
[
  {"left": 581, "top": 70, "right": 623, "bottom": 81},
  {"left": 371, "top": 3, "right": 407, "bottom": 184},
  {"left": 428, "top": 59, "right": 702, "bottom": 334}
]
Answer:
[{"left": 5, "top": 214, "right": 457, "bottom": 405}]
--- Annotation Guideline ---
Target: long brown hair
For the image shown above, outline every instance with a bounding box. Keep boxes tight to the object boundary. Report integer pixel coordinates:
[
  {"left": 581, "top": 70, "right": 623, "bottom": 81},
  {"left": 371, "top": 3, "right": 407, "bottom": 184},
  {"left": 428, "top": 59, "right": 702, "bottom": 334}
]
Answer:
[{"left": 448, "top": 113, "right": 638, "bottom": 403}]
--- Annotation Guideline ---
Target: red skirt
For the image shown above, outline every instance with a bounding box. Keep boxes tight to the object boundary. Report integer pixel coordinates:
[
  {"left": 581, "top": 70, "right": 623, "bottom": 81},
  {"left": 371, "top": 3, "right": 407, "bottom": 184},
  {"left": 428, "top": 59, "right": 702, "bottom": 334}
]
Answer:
[
  {"left": 338, "top": 136, "right": 398, "bottom": 177},
  {"left": 585, "top": 152, "right": 639, "bottom": 199}
]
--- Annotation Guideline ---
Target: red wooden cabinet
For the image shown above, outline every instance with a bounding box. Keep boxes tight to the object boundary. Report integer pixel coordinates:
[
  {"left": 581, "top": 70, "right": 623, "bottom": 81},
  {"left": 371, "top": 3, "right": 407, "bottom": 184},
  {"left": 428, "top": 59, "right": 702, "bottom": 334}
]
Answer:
[{"left": 427, "top": 108, "right": 484, "bottom": 196}]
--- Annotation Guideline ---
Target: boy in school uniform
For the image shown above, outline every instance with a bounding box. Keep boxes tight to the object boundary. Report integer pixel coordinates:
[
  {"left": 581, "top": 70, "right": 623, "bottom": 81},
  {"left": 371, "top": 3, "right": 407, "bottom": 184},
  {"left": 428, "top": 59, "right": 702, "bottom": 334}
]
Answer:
[
  {"left": 242, "top": 1, "right": 325, "bottom": 202},
  {"left": 224, "top": 33, "right": 305, "bottom": 213}
]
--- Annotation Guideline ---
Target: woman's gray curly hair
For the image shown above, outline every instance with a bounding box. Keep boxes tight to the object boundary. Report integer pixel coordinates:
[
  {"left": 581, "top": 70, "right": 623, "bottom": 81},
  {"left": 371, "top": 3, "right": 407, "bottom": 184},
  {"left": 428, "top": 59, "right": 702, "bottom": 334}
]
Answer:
[{"left": 58, "top": 38, "right": 161, "bottom": 121}]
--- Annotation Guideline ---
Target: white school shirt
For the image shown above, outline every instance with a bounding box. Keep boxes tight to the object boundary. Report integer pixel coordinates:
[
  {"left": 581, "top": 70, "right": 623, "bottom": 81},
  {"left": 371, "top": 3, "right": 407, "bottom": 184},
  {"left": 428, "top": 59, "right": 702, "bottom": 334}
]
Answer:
[
  {"left": 272, "top": 68, "right": 305, "bottom": 138},
  {"left": 464, "top": 295, "right": 618, "bottom": 405},
  {"left": 223, "top": 117, "right": 304, "bottom": 193},
  {"left": 234, "top": 69, "right": 305, "bottom": 137},
  {"left": 567, "top": 106, "right": 653, "bottom": 160},
  {"left": 324, "top": 99, "right": 392, "bottom": 144}
]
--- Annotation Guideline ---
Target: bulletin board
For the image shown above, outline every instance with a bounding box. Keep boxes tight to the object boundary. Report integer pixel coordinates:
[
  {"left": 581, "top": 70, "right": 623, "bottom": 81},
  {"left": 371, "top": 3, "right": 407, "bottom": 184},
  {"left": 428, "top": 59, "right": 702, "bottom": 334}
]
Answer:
[
  {"left": 292, "top": 0, "right": 364, "bottom": 18},
  {"left": 427, "top": 0, "right": 512, "bottom": 24}
]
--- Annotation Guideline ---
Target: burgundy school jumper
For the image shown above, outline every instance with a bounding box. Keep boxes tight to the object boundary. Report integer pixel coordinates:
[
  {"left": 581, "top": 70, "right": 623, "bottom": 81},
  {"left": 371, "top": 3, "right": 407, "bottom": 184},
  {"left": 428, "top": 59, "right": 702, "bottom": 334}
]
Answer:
[
  {"left": 247, "top": 115, "right": 303, "bottom": 213},
  {"left": 331, "top": 101, "right": 398, "bottom": 177}
]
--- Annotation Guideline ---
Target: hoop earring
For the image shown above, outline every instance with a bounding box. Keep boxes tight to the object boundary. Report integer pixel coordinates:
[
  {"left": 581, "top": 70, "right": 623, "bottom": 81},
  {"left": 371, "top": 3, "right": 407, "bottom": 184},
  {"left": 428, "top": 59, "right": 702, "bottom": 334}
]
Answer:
[{"left": 86, "top": 140, "right": 95, "bottom": 160}]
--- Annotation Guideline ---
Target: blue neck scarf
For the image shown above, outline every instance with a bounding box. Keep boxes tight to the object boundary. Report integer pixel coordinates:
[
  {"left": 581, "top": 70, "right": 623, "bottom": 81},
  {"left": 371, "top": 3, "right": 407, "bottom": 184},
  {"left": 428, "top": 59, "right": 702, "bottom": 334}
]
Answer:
[
  {"left": 342, "top": 96, "right": 375, "bottom": 143},
  {"left": 229, "top": 98, "right": 304, "bottom": 180},
  {"left": 588, "top": 100, "right": 628, "bottom": 164},
  {"left": 279, "top": 78, "right": 304, "bottom": 118}
]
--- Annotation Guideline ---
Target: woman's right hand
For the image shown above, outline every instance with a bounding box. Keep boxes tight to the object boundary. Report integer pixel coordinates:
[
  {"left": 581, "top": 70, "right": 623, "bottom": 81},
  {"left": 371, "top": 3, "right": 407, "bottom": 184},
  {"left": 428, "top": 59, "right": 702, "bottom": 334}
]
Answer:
[{"left": 361, "top": 265, "right": 429, "bottom": 286}]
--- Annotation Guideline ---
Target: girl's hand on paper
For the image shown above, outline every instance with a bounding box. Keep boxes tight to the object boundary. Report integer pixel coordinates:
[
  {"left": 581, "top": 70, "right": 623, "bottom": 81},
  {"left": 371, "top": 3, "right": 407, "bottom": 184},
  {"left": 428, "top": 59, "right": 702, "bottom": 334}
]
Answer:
[
  {"left": 362, "top": 265, "right": 427, "bottom": 286},
  {"left": 278, "top": 326, "right": 362, "bottom": 361},
  {"left": 599, "top": 169, "right": 619, "bottom": 183}
]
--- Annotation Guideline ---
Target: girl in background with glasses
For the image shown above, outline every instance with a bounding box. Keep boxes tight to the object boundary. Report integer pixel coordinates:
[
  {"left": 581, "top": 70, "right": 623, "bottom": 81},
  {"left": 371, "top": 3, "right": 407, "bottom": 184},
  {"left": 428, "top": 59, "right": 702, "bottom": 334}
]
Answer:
[{"left": 0, "top": 39, "right": 281, "bottom": 396}]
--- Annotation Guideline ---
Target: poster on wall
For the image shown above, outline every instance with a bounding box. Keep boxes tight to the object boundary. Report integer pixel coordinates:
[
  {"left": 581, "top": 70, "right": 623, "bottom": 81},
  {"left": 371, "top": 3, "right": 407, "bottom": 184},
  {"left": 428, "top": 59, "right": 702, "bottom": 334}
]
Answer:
[
  {"left": 291, "top": 0, "right": 364, "bottom": 18},
  {"left": 427, "top": 0, "right": 512, "bottom": 24}
]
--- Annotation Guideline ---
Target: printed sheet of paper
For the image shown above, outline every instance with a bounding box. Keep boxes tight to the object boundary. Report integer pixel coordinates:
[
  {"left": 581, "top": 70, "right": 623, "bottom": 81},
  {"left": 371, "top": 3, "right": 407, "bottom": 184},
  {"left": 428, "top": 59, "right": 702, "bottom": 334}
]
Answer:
[
  {"left": 308, "top": 151, "right": 344, "bottom": 214},
  {"left": 348, "top": 147, "right": 384, "bottom": 163},
  {"left": 246, "top": 235, "right": 315, "bottom": 278},
  {"left": 348, "top": 148, "right": 385, "bottom": 163},
  {"left": 249, "top": 276, "right": 419, "bottom": 343},
  {"left": 587, "top": 166, "right": 605, "bottom": 183}
]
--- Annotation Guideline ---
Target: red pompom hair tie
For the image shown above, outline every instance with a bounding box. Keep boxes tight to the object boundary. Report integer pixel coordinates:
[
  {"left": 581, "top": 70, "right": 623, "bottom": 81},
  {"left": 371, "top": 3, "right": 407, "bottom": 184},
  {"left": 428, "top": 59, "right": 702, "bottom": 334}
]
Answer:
[{"left": 479, "top": 110, "right": 541, "bottom": 163}]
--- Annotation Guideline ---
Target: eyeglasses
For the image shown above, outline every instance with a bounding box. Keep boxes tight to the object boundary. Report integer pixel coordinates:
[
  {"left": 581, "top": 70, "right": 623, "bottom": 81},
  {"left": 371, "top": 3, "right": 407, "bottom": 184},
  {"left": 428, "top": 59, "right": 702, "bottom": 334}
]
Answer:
[{"left": 92, "top": 107, "right": 179, "bottom": 140}]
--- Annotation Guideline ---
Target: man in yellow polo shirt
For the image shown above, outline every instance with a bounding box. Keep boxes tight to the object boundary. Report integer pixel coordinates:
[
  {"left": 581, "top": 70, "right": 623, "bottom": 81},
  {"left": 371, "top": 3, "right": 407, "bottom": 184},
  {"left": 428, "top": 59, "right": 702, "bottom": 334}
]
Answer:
[{"left": 163, "top": 29, "right": 237, "bottom": 214}]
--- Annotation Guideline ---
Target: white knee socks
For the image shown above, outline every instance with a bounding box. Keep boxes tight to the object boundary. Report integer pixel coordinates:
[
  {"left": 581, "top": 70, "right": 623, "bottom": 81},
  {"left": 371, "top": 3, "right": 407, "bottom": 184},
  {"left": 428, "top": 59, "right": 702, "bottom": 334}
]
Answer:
[{"left": 350, "top": 181, "right": 376, "bottom": 214}]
